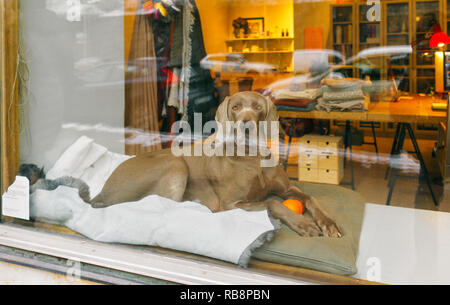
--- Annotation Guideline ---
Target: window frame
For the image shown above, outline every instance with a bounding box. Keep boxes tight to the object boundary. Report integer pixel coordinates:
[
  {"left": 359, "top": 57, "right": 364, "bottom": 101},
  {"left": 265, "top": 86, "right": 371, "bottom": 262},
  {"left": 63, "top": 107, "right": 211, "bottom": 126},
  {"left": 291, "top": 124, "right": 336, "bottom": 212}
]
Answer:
[{"left": 0, "top": 0, "right": 382, "bottom": 285}]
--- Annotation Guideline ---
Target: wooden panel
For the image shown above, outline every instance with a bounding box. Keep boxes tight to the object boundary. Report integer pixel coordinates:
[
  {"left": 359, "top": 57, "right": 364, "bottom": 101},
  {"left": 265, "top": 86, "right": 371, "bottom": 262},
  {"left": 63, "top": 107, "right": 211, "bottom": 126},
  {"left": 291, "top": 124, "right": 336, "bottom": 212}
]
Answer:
[
  {"left": 124, "top": 0, "right": 138, "bottom": 67},
  {"left": 1, "top": 0, "right": 19, "bottom": 194}
]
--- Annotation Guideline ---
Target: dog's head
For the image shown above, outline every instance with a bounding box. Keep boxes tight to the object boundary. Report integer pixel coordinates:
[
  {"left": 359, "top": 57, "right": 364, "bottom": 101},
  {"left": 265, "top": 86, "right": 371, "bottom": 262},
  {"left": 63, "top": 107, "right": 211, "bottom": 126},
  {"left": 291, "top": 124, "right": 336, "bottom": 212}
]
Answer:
[{"left": 215, "top": 91, "right": 279, "bottom": 142}]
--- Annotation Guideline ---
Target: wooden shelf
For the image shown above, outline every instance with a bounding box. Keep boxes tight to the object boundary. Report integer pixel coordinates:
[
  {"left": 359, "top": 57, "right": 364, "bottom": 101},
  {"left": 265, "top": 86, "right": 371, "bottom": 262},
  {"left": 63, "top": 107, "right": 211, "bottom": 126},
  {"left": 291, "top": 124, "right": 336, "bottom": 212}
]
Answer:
[
  {"left": 331, "top": 65, "right": 354, "bottom": 69},
  {"left": 359, "top": 21, "right": 380, "bottom": 24},
  {"left": 226, "top": 37, "right": 294, "bottom": 42},
  {"left": 333, "top": 21, "right": 352, "bottom": 24},
  {"left": 231, "top": 50, "right": 293, "bottom": 54}
]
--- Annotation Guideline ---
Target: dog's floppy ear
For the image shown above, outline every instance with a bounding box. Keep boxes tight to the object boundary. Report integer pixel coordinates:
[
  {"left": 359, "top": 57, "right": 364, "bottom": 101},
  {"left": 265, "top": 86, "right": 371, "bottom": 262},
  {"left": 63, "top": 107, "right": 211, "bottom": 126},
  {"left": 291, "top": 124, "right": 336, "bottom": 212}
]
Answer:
[
  {"left": 214, "top": 96, "right": 231, "bottom": 143},
  {"left": 215, "top": 96, "right": 230, "bottom": 125},
  {"left": 264, "top": 96, "right": 279, "bottom": 139}
]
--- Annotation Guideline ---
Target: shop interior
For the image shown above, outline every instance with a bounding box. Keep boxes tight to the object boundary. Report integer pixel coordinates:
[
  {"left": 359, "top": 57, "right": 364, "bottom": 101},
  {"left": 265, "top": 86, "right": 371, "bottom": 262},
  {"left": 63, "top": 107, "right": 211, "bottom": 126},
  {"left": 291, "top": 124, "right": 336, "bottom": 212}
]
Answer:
[
  {"left": 2, "top": 0, "right": 450, "bottom": 285},
  {"left": 192, "top": 0, "right": 450, "bottom": 210}
]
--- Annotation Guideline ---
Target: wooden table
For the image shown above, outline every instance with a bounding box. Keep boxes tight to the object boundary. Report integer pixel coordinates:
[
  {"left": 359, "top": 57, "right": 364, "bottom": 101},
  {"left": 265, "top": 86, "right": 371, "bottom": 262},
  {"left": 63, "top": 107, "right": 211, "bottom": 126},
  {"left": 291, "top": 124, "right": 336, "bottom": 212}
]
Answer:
[
  {"left": 278, "top": 95, "right": 448, "bottom": 205},
  {"left": 278, "top": 95, "right": 447, "bottom": 124}
]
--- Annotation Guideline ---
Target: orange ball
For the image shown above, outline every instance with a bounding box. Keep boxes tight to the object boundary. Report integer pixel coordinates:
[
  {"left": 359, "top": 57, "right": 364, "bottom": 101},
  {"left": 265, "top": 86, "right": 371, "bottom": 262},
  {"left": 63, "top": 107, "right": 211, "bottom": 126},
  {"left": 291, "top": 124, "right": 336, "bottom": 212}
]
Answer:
[{"left": 282, "top": 199, "right": 305, "bottom": 215}]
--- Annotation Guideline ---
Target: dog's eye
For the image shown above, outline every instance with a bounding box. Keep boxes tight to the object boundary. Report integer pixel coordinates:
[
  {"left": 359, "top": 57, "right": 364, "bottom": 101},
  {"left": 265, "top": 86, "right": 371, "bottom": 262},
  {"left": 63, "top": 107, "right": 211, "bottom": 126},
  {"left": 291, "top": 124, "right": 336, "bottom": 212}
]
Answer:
[
  {"left": 232, "top": 105, "right": 240, "bottom": 111},
  {"left": 254, "top": 104, "right": 262, "bottom": 110}
]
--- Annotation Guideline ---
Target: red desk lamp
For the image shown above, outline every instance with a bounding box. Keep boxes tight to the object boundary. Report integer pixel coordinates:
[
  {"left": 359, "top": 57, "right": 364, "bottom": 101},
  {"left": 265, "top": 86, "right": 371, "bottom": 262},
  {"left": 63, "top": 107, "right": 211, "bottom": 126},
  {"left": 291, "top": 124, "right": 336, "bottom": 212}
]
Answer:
[{"left": 429, "top": 24, "right": 450, "bottom": 48}]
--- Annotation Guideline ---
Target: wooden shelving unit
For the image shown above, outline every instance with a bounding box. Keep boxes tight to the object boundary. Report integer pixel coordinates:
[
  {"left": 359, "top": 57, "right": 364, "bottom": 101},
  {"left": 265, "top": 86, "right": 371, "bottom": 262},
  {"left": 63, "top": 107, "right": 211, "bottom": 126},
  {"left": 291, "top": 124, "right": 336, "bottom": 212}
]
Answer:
[
  {"left": 330, "top": 4, "right": 355, "bottom": 78},
  {"left": 225, "top": 37, "right": 294, "bottom": 72},
  {"left": 330, "top": 0, "right": 445, "bottom": 95},
  {"left": 414, "top": 1, "right": 441, "bottom": 95},
  {"left": 329, "top": 0, "right": 446, "bottom": 136}
]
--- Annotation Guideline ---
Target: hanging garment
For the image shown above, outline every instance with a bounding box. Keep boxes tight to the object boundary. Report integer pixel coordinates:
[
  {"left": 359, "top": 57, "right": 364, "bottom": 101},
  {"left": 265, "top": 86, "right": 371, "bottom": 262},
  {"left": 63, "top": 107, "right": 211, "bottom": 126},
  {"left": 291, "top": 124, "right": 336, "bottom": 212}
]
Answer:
[
  {"left": 144, "top": 0, "right": 175, "bottom": 120},
  {"left": 166, "top": 0, "right": 217, "bottom": 126},
  {"left": 125, "top": 6, "right": 162, "bottom": 155}
]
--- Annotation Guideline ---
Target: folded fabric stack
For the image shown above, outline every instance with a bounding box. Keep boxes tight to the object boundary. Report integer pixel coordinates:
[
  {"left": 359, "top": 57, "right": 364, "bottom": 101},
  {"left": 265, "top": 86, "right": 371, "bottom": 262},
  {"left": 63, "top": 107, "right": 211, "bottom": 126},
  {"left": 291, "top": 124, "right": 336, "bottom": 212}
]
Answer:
[
  {"left": 271, "top": 88, "right": 322, "bottom": 112},
  {"left": 316, "top": 78, "right": 369, "bottom": 112}
]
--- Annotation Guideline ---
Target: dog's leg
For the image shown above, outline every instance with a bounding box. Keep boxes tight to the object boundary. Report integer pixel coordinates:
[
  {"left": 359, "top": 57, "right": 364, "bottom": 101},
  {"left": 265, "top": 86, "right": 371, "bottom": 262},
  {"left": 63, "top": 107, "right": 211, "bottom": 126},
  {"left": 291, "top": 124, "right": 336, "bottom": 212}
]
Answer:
[
  {"left": 153, "top": 169, "right": 188, "bottom": 202},
  {"left": 233, "top": 200, "right": 321, "bottom": 237},
  {"left": 91, "top": 158, "right": 189, "bottom": 208},
  {"left": 280, "top": 186, "right": 342, "bottom": 238}
]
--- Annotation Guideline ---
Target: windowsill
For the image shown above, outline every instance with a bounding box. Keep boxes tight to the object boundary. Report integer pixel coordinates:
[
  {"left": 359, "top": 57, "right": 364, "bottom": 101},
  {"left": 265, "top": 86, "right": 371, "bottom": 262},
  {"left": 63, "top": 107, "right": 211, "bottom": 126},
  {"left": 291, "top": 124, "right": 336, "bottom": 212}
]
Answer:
[{"left": 0, "top": 223, "right": 309, "bottom": 285}]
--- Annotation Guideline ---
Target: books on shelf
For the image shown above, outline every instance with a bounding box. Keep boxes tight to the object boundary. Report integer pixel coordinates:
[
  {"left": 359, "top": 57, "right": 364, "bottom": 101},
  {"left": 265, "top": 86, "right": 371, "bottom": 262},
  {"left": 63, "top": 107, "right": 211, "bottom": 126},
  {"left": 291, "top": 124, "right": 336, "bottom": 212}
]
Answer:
[
  {"left": 335, "top": 24, "right": 352, "bottom": 44},
  {"left": 360, "top": 23, "right": 379, "bottom": 43}
]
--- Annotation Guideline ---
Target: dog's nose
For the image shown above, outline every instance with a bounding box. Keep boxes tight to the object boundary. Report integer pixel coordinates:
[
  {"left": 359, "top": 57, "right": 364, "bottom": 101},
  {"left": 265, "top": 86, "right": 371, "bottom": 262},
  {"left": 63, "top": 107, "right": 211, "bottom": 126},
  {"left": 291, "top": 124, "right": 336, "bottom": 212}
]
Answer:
[
  {"left": 242, "top": 116, "right": 251, "bottom": 123},
  {"left": 238, "top": 120, "right": 257, "bottom": 132}
]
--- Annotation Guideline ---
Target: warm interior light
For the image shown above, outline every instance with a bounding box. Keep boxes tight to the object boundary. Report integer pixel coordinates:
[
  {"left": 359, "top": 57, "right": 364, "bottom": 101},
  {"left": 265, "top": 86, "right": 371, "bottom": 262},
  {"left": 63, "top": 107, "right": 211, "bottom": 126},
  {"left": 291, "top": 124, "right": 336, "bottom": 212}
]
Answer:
[
  {"left": 429, "top": 32, "right": 450, "bottom": 48},
  {"left": 429, "top": 24, "right": 450, "bottom": 48}
]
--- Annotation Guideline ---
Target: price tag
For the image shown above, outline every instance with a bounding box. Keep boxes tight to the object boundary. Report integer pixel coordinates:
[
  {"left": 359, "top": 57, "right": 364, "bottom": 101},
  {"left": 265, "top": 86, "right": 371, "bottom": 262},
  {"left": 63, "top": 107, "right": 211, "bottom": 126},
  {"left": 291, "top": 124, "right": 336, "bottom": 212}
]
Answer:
[{"left": 2, "top": 176, "right": 30, "bottom": 220}]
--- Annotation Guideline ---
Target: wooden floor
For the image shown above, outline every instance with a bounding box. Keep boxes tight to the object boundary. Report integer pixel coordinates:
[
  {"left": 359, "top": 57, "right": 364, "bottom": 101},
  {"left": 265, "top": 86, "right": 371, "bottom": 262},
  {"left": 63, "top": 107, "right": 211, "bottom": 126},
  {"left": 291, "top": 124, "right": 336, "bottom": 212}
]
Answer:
[{"left": 285, "top": 135, "right": 443, "bottom": 212}]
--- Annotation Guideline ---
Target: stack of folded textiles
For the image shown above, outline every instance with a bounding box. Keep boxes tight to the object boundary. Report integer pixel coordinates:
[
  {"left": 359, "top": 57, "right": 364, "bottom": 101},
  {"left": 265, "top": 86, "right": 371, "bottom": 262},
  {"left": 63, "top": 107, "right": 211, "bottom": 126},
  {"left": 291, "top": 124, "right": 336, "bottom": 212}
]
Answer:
[
  {"left": 316, "top": 78, "right": 369, "bottom": 112},
  {"left": 270, "top": 88, "right": 322, "bottom": 112}
]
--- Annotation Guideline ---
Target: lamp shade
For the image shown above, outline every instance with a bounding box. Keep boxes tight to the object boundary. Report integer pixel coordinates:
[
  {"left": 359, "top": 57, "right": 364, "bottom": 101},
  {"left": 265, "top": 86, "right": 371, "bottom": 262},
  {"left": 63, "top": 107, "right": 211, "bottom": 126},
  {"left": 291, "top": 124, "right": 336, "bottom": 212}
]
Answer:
[{"left": 429, "top": 24, "right": 450, "bottom": 48}]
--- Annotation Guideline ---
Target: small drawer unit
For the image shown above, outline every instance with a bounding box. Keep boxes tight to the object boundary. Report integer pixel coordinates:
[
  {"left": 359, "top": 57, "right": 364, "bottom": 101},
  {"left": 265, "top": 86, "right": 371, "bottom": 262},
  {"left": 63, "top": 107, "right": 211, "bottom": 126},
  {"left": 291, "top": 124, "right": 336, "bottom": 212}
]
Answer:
[{"left": 298, "top": 135, "right": 344, "bottom": 185}]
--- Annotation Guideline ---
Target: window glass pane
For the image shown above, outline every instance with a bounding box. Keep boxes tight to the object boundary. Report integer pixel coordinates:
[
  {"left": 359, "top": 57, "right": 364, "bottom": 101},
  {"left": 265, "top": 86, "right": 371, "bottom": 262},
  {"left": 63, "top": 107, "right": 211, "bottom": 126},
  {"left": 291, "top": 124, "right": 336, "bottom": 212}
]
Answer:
[{"left": 1, "top": 0, "right": 450, "bottom": 285}]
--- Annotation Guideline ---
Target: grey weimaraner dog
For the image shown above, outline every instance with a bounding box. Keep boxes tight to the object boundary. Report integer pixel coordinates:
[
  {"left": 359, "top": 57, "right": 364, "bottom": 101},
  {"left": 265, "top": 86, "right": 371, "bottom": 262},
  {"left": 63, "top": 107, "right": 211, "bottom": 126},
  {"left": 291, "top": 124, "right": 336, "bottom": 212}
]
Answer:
[{"left": 91, "top": 91, "right": 342, "bottom": 237}]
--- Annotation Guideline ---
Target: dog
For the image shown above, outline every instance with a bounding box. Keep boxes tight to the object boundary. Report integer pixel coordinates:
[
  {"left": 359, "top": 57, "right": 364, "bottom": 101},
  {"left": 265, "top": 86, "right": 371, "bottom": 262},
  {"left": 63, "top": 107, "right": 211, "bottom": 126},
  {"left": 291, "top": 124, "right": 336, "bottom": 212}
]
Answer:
[{"left": 91, "top": 91, "right": 342, "bottom": 237}]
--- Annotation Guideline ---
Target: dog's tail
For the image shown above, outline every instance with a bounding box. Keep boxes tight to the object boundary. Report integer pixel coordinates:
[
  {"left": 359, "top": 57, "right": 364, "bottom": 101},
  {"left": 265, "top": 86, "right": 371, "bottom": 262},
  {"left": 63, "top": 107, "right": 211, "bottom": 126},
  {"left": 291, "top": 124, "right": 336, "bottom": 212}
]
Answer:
[
  {"left": 19, "top": 164, "right": 92, "bottom": 203},
  {"left": 55, "top": 177, "right": 91, "bottom": 203},
  {"left": 33, "top": 176, "right": 91, "bottom": 203}
]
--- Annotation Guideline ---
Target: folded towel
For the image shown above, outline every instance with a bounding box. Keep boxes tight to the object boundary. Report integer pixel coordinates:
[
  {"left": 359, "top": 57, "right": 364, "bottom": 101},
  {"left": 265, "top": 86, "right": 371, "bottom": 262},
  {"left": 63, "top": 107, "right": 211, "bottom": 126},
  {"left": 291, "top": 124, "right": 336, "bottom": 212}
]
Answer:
[
  {"left": 316, "top": 98, "right": 367, "bottom": 112},
  {"left": 321, "top": 78, "right": 367, "bottom": 89},
  {"left": 321, "top": 84, "right": 362, "bottom": 93},
  {"left": 276, "top": 101, "right": 317, "bottom": 112},
  {"left": 322, "top": 89, "right": 365, "bottom": 101},
  {"left": 31, "top": 136, "right": 278, "bottom": 266},
  {"left": 272, "top": 88, "right": 322, "bottom": 100},
  {"left": 273, "top": 98, "right": 315, "bottom": 107}
]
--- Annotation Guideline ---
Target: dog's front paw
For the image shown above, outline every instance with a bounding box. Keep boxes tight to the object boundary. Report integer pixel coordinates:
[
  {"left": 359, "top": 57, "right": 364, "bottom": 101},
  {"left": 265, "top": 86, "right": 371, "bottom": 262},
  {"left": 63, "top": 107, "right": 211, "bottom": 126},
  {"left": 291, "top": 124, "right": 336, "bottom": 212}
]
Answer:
[
  {"left": 287, "top": 214, "right": 322, "bottom": 237},
  {"left": 315, "top": 214, "right": 342, "bottom": 238}
]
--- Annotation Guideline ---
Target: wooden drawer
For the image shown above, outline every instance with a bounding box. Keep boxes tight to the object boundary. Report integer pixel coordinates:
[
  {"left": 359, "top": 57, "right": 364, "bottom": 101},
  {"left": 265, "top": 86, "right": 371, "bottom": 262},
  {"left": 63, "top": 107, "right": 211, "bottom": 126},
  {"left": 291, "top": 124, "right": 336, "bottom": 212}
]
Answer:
[
  {"left": 298, "top": 167, "right": 318, "bottom": 183},
  {"left": 298, "top": 139, "right": 319, "bottom": 154},
  {"left": 299, "top": 153, "right": 318, "bottom": 168},
  {"left": 317, "top": 168, "right": 343, "bottom": 185},
  {"left": 318, "top": 153, "right": 340, "bottom": 169},
  {"left": 316, "top": 136, "right": 342, "bottom": 153}
]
